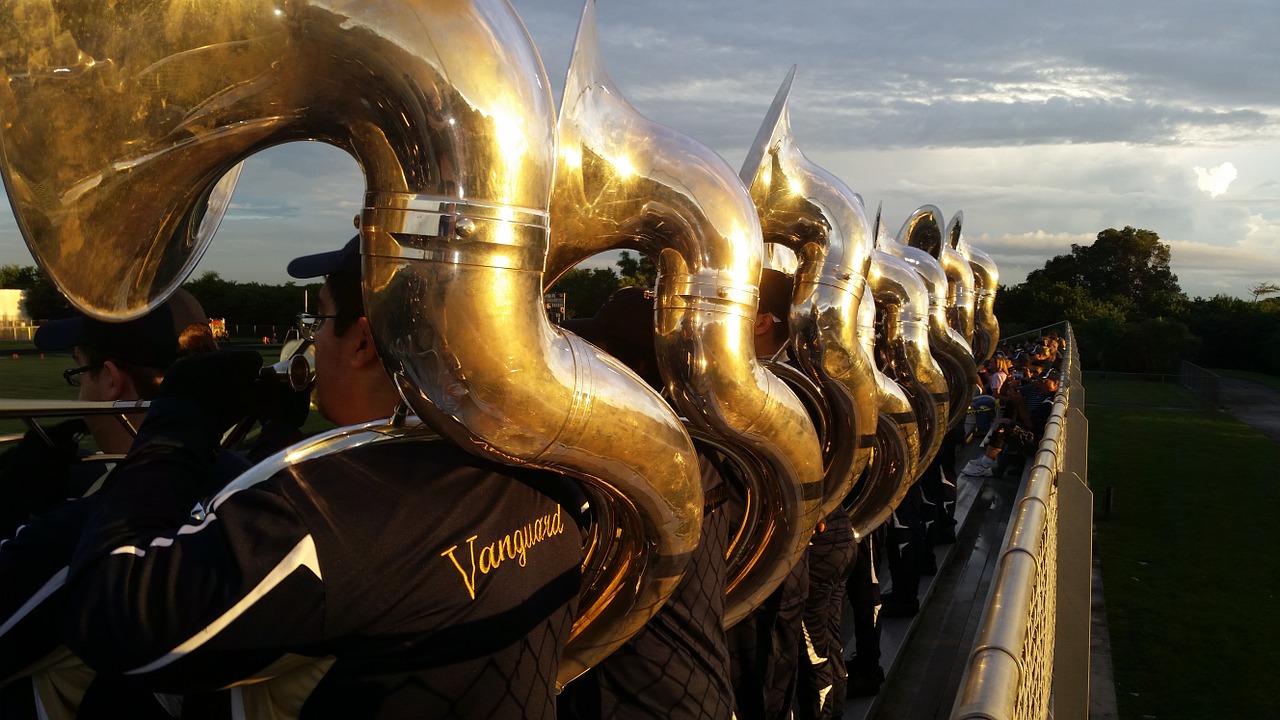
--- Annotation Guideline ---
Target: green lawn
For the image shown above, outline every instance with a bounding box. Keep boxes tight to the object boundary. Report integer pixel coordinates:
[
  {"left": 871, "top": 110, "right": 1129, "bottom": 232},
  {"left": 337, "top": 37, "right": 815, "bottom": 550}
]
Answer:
[
  {"left": 1082, "top": 376, "right": 1206, "bottom": 408},
  {"left": 1211, "top": 368, "right": 1280, "bottom": 392},
  {"left": 1088, "top": 390, "right": 1280, "bottom": 719}
]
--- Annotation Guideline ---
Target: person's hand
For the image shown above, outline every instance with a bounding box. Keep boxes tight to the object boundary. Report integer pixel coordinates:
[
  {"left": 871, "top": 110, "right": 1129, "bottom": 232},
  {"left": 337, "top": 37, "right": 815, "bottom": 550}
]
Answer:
[
  {"left": 159, "top": 350, "right": 264, "bottom": 434},
  {"left": 0, "top": 419, "right": 87, "bottom": 529},
  {"left": 255, "top": 373, "right": 312, "bottom": 429}
]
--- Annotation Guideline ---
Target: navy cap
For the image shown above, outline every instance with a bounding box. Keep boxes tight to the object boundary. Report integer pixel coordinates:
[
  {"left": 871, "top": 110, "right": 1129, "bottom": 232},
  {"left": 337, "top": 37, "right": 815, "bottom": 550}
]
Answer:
[
  {"left": 561, "top": 286, "right": 654, "bottom": 350},
  {"left": 34, "top": 288, "right": 208, "bottom": 370},
  {"left": 561, "top": 286, "right": 661, "bottom": 388},
  {"left": 287, "top": 235, "right": 360, "bottom": 280}
]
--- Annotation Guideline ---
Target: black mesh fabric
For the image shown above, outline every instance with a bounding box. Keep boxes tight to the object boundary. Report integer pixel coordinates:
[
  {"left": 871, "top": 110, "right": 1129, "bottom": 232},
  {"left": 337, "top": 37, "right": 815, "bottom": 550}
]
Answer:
[{"left": 558, "top": 449, "right": 734, "bottom": 720}]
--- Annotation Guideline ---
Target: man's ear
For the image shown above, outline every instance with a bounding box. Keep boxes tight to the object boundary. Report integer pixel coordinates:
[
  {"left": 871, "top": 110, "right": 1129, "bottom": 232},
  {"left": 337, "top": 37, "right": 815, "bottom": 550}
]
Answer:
[
  {"left": 98, "top": 360, "right": 130, "bottom": 401},
  {"left": 752, "top": 312, "right": 774, "bottom": 338},
  {"left": 350, "top": 317, "right": 380, "bottom": 368}
]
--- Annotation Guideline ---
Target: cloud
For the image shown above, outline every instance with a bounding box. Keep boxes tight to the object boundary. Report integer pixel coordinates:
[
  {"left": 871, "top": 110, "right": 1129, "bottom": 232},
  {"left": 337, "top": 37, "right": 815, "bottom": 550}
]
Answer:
[
  {"left": 1193, "top": 162, "right": 1238, "bottom": 198},
  {"left": 1, "top": 0, "right": 1277, "bottom": 306},
  {"left": 1166, "top": 237, "right": 1280, "bottom": 298}
]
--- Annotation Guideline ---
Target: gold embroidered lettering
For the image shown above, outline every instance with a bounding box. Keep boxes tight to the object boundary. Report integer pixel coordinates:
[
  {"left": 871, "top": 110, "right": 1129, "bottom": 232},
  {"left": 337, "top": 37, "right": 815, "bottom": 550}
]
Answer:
[
  {"left": 443, "top": 505, "right": 569, "bottom": 601},
  {"left": 440, "top": 535, "right": 480, "bottom": 600}
]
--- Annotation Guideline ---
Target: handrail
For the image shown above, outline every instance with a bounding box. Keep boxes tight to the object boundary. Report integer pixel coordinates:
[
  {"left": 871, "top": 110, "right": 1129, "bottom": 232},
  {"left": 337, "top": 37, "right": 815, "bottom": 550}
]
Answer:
[{"left": 951, "top": 321, "right": 1092, "bottom": 720}]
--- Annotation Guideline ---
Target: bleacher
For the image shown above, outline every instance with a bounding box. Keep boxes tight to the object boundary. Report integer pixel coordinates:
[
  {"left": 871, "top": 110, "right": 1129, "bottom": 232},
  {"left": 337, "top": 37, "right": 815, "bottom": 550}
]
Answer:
[{"left": 844, "top": 322, "right": 1093, "bottom": 720}]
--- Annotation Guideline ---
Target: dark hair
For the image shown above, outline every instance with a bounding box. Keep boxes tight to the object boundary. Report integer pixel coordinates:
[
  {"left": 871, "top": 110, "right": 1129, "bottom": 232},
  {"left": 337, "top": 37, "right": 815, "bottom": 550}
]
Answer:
[
  {"left": 77, "top": 353, "right": 163, "bottom": 400},
  {"left": 326, "top": 268, "right": 365, "bottom": 336},
  {"left": 178, "top": 322, "right": 218, "bottom": 357},
  {"left": 759, "top": 268, "right": 792, "bottom": 347}
]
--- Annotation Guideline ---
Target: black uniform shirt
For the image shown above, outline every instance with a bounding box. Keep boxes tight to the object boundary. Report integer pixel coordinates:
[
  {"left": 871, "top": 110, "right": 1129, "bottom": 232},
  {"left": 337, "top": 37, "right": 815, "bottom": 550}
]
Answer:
[{"left": 63, "top": 399, "right": 583, "bottom": 719}]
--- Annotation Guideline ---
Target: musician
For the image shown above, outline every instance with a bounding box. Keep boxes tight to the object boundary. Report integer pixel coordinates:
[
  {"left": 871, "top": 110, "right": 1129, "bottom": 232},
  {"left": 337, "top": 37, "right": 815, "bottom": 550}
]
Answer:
[
  {"left": 557, "top": 286, "right": 734, "bottom": 720},
  {"left": 61, "top": 236, "right": 584, "bottom": 719},
  {"left": 0, "top": 290, "right": 221, "bottom": 719},
  {"left": 0, "top": 289, "right": 210, "bottom": 536},
  {"left": 728, "top": 268, "right": 856, "bottom": 720}
]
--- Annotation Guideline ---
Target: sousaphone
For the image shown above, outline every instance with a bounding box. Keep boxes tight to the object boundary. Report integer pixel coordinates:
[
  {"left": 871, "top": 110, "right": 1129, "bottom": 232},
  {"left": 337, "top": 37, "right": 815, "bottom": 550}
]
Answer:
[
  {"left": 0, "top": 0, "right": 703, "bottom": 687},
  {"left": 547, "top": 2, "right": 824, "bottom": 628}
]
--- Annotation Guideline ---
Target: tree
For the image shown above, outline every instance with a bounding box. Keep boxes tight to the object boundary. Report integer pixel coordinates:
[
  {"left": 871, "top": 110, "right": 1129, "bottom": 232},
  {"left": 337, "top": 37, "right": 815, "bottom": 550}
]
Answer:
[
  {"left": 0, "top": 264, "right": 74, "bottom": 321},
  {"left": 1183, "top": 294, "right": 1280, "bottom": 375},
  {"left": 1025, "top": 226, "right": 1186, "bottom": 320},
  {"left": 0, "top": 264, "right": 29, "bottom": 288},
  {"left": 1113, "top": 318, "right": 1200, "bottom": 374},
  {"left": 546, "top": 267, "right": 621, "bottom": 319},
  {"left": 1248, "top": 282, "right": 1280, "bottom": 303},
  {"left": 615, "top": 251, "right": 658, "bottom": 289}
]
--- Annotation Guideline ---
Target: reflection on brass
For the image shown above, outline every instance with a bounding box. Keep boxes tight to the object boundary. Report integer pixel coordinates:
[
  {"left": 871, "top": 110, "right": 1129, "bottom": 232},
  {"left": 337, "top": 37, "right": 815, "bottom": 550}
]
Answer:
[
  {"left": 844, "top": 285, "right": 920, "bottom": 536},
  {"left": 868, "top": 246, "right": 949, "bottom": 473},
  {"left": 892, "top": 205, "right": 978, "bottom": 431},
  {"left": 944, "top": 211, "right": 978, "bottom": 345},
  {"left": 546, "top": 4, "right": 822, "bottom": 629},
  {"left": 965, "top": 244, "right": 1001, "bottom": 363},
  {"left": 739, "top": 68, "right": 879, "bottom": 523},
  {"left": 0, "top": 0, "right": 702, "bottom": 688}
]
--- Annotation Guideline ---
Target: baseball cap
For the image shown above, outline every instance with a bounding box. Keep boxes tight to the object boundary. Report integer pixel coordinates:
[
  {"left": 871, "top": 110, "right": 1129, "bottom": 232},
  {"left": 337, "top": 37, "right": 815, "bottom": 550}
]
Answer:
[
  {"left": 561, "top": 286, "right": 660, "bottom": 387},
  {"left": 34, "top": 288, "right": 208, "bottom": 370},
  {"left": 561, "top": 286, "right": 655, "bottom": 351},
  {"left": 287, "top": 235, "right": 360, "bottom": 280}
]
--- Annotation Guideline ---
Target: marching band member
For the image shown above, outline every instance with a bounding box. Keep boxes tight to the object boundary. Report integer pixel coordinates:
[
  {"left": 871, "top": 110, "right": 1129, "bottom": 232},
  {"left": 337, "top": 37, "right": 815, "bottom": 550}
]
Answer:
[{"left": 60, "top": 237, "right": 585, "bottom": 719}]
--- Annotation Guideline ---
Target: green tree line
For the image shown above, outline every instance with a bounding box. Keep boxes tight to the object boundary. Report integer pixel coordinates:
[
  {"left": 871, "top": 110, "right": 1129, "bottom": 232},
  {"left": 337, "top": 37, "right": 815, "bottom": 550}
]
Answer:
[
  {"left": 0, "top": 265, "right": 320, "bottom": 332},
  {"left": 9, "top": 233, "right": 1274, "bottom": 376},
  {"left": 994, "top": 226, "right": 1280, "bottom": 375},
  {"left": 1, "top": 251, "right": 659, "bottom": 330}
]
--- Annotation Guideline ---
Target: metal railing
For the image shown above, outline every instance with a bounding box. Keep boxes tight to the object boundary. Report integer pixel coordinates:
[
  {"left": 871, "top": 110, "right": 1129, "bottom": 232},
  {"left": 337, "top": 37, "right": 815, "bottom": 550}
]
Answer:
[{"left": 951, "top": 322, "right": 1093, "bottom": 720}]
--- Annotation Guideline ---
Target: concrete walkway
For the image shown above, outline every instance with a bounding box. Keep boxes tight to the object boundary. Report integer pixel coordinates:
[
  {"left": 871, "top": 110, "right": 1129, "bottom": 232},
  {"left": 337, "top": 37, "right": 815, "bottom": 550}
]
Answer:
[{"left": 1212, "top": 377, "right": 1280, "bottom": 444}]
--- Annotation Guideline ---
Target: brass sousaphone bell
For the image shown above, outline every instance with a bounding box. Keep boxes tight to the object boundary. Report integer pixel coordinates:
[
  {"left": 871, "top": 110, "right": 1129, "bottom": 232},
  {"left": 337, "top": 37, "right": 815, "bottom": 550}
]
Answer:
[
  {"left": 547, "top": 2, "right": 824, "bottom": 628},
  {"left": 0, "top": 0, "right": 703, "bottom": 688},
  {"left": 885, "top": 205, "right": 978, "bottom": 431},
  {"left": 740, "top": 69, "right": 918, "bottom": 537},
  {"left": 739, "top": 68, "right": 878, "bottom": 521},
  {"left": 947, "top": 212, "right": 1001, "bottom": 363},
  {"left": 868, "top": 207, "right": 950, "bottom": 472}
]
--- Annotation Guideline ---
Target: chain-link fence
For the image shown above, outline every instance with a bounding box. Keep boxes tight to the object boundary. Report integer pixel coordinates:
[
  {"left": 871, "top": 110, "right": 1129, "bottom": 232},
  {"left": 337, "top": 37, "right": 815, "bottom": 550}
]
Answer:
[
  {"left": 951, "top": 322, "right": 1092, "bottom": 720},
  {"left": 1178, "top": 360, "right": 1220, "bottom": 405}
]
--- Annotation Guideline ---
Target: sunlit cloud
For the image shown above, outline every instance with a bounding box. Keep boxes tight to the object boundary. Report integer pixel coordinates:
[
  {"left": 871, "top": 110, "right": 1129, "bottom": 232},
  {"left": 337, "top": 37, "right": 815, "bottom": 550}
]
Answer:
[{"left": 1193, "top": 162, "right": 1238, "bottom": 198}]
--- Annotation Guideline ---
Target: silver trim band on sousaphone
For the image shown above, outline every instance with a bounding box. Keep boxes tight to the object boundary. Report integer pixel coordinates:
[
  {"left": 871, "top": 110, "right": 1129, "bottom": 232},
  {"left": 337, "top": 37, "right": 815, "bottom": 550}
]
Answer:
[
  {"left": 546, "top": 3, "right": 823, "bottom": 629},
  {"left": 0, "top": 0, "right": 702, "bottom": 687}
]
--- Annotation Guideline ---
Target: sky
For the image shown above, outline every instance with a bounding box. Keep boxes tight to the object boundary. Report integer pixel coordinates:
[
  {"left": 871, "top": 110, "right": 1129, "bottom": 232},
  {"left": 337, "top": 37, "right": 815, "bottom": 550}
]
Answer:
[{"left": 1, "top": 0, "right": 1277, "bottom": 300}]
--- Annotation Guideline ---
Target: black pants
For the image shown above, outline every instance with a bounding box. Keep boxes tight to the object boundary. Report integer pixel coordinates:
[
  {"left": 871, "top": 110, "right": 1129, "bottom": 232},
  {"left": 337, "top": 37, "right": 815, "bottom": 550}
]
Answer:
[{"left": 796, "top": 509, "right": 856, "bottom": 720}]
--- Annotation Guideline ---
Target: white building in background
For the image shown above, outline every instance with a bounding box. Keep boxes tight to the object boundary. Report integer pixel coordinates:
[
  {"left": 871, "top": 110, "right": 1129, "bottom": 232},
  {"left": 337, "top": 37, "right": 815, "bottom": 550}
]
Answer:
[{"left": 0, "top": 289, "right": 28, "bottom": 323}]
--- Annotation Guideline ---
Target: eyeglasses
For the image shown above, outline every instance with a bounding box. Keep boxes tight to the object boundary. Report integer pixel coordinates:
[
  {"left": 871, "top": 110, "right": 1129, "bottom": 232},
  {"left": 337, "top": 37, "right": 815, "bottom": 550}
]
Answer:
[
  {"left": 63, "top": 364, "right": 103, "bottom": 387},
  {"left": 296, "top": 313, "right": 345, "bottom": 341}
]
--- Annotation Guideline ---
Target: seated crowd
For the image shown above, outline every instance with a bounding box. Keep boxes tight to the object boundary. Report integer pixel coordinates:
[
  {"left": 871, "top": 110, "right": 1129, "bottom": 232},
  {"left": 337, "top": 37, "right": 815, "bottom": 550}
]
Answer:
[{"left": 962, "top": 332, "right": 1067, "bottom": 478}]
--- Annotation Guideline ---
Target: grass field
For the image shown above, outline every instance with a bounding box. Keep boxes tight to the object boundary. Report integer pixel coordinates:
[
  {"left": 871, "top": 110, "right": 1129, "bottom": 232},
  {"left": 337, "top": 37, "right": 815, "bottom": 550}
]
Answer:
[
  {"left": 1211, "top": 367, "right": 1280, "bottom": 392},
  {"left": 1082, "top": 376, "right": 1207, "bottom": 408},
  {"left": 1088, "top": 385, "right": 1280, "bottom": 719}
]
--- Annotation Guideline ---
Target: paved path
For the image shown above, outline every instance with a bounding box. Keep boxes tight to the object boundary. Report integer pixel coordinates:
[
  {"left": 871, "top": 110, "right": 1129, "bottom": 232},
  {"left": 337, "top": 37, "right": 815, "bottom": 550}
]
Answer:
[{"left": 1213, "top": 377, "right": 1280, "bottom": 444}]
